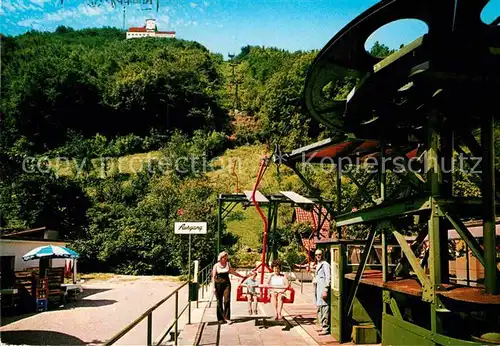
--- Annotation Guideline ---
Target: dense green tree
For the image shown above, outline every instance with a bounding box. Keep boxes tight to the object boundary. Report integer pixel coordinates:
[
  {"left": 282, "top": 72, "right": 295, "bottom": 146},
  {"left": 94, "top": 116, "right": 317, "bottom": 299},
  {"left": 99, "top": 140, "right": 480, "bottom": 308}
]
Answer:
[
  {"left": 72, "top": 159, "right": 222, "bottom": 274},
  {"left": 0, "top": 167, "right": 90, "bottom": 239},
  {"left": 1, "top": 28, "right": 229, "bottom": 155},
  {"left": 259, "top": 52, "right": 319, "bottom": 150},
  {"left": 2, "top": 26, "right": 495, "bottom": 277},
  {"left": 369, "top": 41, "right": 396, "bottom": 58}
]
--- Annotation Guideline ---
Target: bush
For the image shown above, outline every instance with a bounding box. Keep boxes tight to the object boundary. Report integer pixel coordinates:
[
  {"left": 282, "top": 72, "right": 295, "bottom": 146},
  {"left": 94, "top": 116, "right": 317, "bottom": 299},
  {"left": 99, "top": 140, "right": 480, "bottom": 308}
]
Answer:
[
  {"left": 279, "top": 243, "right": 306, "bottom": 270},
  {"left": 191, "top": 130, "right": 228, "bottom": 158},
  {"left": 110, "top": 134, "right": 144, "bottom": 156},
  {"left": 230, "top": 249, "right": 261, "bottom": 269},
  {"left": 231, "top": 125, "right": 265, "bottom": 147},
  {"left": 48, "top": 131, "right": 168, "bottom": 158},
  {"left": 227, "top": 112, "right": 265, "bottom": 147},
  {"left": 141, "top": 129, "right": 168, "bottom": 151}
]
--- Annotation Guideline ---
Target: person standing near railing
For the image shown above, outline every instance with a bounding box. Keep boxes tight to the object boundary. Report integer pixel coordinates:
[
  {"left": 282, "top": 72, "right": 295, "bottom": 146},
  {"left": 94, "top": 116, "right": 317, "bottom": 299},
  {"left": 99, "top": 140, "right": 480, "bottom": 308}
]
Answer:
[
  {"left": 212, "top": 251, "right": 247, "bottom": 324},
  {"left": 314, "top": 249, "right": 331, "bottom": 335}
]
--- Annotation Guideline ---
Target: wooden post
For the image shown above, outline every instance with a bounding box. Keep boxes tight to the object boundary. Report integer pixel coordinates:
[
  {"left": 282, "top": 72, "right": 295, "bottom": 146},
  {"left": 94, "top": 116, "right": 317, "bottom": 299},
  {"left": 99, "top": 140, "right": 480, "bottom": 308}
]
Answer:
[{"left": 73, "top": 259, "right": 77, "bottom": 284}]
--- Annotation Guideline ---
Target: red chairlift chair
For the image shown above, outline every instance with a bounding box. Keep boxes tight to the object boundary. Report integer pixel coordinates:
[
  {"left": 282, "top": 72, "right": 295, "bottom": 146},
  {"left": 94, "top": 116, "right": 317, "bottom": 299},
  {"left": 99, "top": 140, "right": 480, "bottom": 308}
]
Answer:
[
  {"left": 235, "top": 156, "right": 295, "bottom": 304},
  {"left": 236, "top": 281, "right": 295, "bottom": 304}
]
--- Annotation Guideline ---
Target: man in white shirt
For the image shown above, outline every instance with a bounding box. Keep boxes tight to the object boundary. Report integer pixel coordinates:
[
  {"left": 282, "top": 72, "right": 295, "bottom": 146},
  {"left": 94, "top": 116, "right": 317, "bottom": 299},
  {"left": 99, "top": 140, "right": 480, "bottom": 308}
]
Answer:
[{"left": 314, "top": 248, "right": 331, "bottom": 335}]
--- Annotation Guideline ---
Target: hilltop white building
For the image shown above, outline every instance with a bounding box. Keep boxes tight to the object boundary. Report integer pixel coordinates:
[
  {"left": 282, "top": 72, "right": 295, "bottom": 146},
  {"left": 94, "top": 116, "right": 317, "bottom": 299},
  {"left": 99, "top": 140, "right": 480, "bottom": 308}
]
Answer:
[{"left": 126, "top": 19, "right": 176, "bottom": 39}]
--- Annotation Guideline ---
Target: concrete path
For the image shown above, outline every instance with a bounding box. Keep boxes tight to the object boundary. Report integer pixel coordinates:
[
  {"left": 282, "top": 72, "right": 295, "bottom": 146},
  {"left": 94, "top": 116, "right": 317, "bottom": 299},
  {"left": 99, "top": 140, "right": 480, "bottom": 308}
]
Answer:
[
  {"left": 0, "top": 276, "right": 189, "bottom": 345},
  {"left": 0, "top": 274, "right": 344, "bottom": 346},
  {"left": 176, "top": 275, "right": 340, "bottom": 346}
]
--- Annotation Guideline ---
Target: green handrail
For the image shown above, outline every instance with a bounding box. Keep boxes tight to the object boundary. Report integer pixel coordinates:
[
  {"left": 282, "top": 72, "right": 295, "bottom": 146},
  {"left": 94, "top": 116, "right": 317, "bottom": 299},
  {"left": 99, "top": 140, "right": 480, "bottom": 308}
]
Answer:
[
  {"left": 104, "top": 281, "right": 188, "bottom": 346},
  {"left": 104, "top": 259, "right": 215, "bottom": 346},
  {"left": 198, "top": 260, "right": 215, "bottom": 303}
]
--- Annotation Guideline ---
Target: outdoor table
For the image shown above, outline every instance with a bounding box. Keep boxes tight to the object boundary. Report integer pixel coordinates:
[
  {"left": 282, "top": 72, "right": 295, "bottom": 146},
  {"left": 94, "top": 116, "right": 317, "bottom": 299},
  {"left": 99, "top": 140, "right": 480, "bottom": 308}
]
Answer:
[
  {"left": 60, "top": 283, "right": 83, "bottom": 303},
  {"left": 0, "top": 288, "right": 20, "bottom": 310}
]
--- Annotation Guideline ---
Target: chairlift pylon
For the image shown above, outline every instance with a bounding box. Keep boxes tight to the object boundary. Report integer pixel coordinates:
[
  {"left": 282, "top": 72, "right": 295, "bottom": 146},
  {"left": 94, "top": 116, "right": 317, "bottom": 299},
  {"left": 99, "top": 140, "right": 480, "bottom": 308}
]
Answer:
[{"left": 234, "top": 156, "right": 295, "bottom": 304}]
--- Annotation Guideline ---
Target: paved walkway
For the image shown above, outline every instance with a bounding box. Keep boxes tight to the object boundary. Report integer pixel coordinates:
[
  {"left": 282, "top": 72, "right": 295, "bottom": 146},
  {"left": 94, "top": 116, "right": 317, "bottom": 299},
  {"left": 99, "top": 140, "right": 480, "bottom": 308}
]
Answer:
[
  {"left": 0, "top": 277, "right": 188, "bottom": 345},
  {"left": 0, "top": 274, "right": 348, "bottom": 346},
  {"left": 175, "top": 275, "right": 340, "bottom": 346}
]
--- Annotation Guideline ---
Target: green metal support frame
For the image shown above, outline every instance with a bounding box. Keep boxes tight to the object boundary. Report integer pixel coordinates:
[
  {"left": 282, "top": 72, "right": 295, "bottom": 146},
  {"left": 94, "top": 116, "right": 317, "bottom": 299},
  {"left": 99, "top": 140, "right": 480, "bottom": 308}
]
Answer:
[
  {"left": 281, "top": 125, "right": 500, "bottom": 345},
  {"left": 271, "top": 201, "right": 279, "bottom": 262},
  {"left": 386, "top": 148, "right": 426, "bottom": 190},
  {"left": 335, "top": 196, "right": 431, "bottom": 227},
  {"left": 382, "top": 313, "right": 482, "bottom": 346},
  {"left": 216, "top": 193, "right": 334, "bottom": 263},
  {"left": 344, "top": 171, "right": 379, "bottom": 209},
  {"left": 336, "top": 164, "right": 343, "bottom": 239},
  {"left": 289, "top": 163, "right": 338, "bottom": 221},
  {"left": 440, "top": 210, "right": 487, "bottom": 268},
  {"left": 330, "top": 243, "right": 347, "bottom": 342},
  {"left": 217, "top": 197, "right": 222, "bottom": 256},
  {"left": 481, "top": 115, "right": 499, "bottom": 294},
  {"left": 221, "top": 201, "right": 239, "bottom": 220},
  {"left": 392, "top": 229, "right": 433, "bottom": 302},
  {"left": 278, "top": 2, "right": 500, "bottom": 338},
  {"left": 345, "top": 225, "right": 378, "bottom": 316}
]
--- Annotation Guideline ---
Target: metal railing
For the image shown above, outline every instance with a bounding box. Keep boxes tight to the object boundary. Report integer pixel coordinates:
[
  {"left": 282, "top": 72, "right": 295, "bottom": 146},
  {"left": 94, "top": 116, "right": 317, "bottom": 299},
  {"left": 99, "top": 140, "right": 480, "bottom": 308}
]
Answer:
[
  {"left": 103, "top": 281, "right": 189, "bottom": 346},
  {"left": 197, "top": 260, "right": 215, "bottom": 306},
  {"left": 104, "top": 259, "right": 215, "bottom": 346}
]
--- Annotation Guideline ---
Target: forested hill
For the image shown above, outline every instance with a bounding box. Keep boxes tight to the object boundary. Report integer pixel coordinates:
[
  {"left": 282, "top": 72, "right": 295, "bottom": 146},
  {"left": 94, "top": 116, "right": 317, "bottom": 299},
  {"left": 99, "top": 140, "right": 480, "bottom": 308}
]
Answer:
[
  {"left": 1, "top": 27, "right": 228, "bottom": 156},
  {"left": 2, "top": 27, "right": 482, "bottom": 275}
]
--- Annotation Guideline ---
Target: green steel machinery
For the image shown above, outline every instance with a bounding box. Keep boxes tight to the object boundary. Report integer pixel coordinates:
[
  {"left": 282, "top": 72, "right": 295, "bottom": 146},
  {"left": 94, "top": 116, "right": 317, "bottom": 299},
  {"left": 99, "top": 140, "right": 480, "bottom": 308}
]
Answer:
[{"left": 278, "top": 0, "right": 500, "bottom": 344}]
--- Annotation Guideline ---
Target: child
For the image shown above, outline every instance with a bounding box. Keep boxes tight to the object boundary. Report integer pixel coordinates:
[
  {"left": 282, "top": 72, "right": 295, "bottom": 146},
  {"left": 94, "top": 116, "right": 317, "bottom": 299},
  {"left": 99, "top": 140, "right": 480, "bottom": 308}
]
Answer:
[
  {"left": 243, "top": 271, "right": 259, "bottom": 315},
  {"left": 267, "top": 260, "right": 289, "bottom": 320}
]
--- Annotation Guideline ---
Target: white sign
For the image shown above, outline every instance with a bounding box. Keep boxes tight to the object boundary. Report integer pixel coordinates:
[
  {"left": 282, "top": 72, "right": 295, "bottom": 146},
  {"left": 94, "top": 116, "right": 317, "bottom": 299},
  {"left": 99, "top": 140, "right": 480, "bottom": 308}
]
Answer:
[{"left": 174, "top": 222, "right": 207, "bottom": 234}]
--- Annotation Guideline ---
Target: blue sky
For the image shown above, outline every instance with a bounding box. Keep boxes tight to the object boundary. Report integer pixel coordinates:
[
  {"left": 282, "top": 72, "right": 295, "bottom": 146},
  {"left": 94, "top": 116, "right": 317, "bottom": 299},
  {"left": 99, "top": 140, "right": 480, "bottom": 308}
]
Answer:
[{"left": 1, "top": 0, "right": 498, "bottom": 56}]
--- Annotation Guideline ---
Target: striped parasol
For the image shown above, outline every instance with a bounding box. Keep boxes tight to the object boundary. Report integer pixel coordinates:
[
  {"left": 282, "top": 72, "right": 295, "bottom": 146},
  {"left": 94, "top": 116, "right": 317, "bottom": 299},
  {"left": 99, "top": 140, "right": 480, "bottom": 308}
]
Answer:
[{"left": 22, "top": 245, "right": 80, "bottom": 261}]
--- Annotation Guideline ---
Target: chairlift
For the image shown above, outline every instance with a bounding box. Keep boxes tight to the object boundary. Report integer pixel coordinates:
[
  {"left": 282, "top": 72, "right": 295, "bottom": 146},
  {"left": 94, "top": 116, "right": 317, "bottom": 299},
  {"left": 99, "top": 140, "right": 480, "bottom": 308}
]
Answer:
[
  {"left": 234, "top": 156, "right": 295, "bottom": 304},
  {"left": 236, "top": 280, "right": 295, "bottom": 304}
]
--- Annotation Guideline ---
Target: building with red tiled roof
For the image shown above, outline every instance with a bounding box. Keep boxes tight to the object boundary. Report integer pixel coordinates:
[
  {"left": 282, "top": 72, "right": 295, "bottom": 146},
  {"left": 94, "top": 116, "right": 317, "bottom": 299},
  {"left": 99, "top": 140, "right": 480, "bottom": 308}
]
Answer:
[
  {"left": 126, "top": 19, "right": 176, "bottom": 39},
  {"left": 292, "top": 205, "right": 331, "bottom": 252}
]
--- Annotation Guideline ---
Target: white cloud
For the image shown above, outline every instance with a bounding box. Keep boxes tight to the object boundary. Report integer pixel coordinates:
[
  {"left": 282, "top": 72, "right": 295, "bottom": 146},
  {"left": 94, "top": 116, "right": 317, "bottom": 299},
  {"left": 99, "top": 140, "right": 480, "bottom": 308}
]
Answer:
[
  {"left": 29, "top": 0, "right": 51, "bottom": 9},
  {"left": 2, "top": 1, "right": 17, "bottom": 12},
  {"left": 46, "top": 3, "right": 113, "bottom": 21},
  {"left": 26, "top": 3, "right": 41, "bottom": 10},
  {"left": 30, "top": 0, "right": 52, "bottom": 4},
  {"left": 2, "top": 0, "right": 43, "bottom": 12},
  {"left": 45, "top": 12, "right": 64, "bottom": 21},
  {"left": 7, "top": 0, "right": 179, "bottom": 34},
  {"left": 189, "top": 2, "right": 197, "bottom": 8},
  {"left": 45, "top": 7, "right": 79, "bottom": 21},
  {"left": 126, "top": 13, "right": 144, "bottom": 27},
  {"left": 3, "top": 16, "right": 15, "bottom": 25},
  {"left": 175, "top": 18, "right": 198, "bottom": 27},
  {"left": 16, "top": 19, "right": 41, "bottom": 29},
  {"left": 17, "top": 18, "right": 39, "bottom": 27},
  {"left": 154, "top": 14, "right": 171, "bottom": 29},
  {"left": 15, "top": 2, "right": 116, "bottom": 30},
  {"left": 92, "top": 14, "right": 114, "bottom": 27},
  {"left": 80, "top": 5, "right": 107, "bottom": 16}
]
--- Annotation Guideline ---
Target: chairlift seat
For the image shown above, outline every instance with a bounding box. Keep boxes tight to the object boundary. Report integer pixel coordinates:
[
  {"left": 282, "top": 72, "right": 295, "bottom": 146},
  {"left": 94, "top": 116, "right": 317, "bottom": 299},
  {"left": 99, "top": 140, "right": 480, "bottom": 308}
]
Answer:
[{"left": 236, "top": 282, "right": 295, "bottom": 303}]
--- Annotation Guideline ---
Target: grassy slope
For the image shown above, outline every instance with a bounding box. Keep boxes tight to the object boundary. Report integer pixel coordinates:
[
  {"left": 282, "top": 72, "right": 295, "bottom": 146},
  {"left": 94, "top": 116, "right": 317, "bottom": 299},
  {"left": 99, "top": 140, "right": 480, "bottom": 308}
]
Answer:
[
  {"left": 50, "top": 144, "right": 305, "bottom": 250},
  {"left": 207, "top": 144, "right": 304, "bottom": 249},
  {"left": 50, "top": 151, "right": 164, "bottom": 176}
]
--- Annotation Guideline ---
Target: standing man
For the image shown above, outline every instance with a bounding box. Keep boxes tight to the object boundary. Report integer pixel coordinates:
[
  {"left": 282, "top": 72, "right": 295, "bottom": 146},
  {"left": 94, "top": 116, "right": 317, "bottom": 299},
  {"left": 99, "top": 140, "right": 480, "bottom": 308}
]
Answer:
[{"left": 314, "top": 248, "right": 331, "bottom": 335}]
